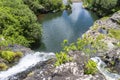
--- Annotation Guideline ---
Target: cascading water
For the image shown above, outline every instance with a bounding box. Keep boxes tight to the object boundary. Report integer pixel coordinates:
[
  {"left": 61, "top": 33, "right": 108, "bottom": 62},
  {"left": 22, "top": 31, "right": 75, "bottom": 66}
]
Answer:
[
  {"left": 0, "top": 52, "right": 55, "bottom": 80},
  {"left": 91, "top": 57, "right": 120, "bottom": 80}
]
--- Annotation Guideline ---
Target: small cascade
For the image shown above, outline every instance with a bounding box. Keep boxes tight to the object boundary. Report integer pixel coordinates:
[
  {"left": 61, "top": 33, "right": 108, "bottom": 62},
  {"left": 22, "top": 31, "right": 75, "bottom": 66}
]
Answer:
[
  {"left": 91, "top": 57, "right": 120, "bottom": 80},
  {"left": 0, "top": 52, "right": 55, "bottom": 80}
]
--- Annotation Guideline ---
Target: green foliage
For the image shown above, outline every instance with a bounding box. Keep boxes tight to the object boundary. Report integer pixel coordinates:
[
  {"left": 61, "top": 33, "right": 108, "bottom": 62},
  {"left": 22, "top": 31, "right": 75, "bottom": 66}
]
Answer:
[
  {"left": 23, "top": 0, "right": 44, "bottom": 13},
  {"left": 55, "top": 51, "right": 72, "bottom": 67},
  {"left": 84, "top": 59, "right": 98, "bottom": 74},
  {"left": 0, "top": 51, "right": 23, "bottom": 62},
  {"left": 0, "top": 35, "right": 8, "bottom": 47},
  {"left": 77, "top": 38, "right": 89, "bottom": 50},
  {"left": 76, "top": 34, "right": 107, "bottom": 54},
  {"left": 55, "top": 34, "right": 107, "bottom": 66},
  {"left": 90, "top": 23, "right": 99, "bottom": 30},
  {"left": 108, "top": 29, "right": 120, "bottom": 40},
  {"left": 0, "top": 63, "right": 8, "bottom": 71},
  {"left": 62, "top": 40, "right": 77, "bottom": 52},
  {"left": 116, "top": 42, "right": 120, "bottom": 47},
  {"left": 23, "top": 0, "right": 65, "bottom": 13},
  {"left": 83, "top": 0, "right": 120, "bottom": 16},
  {"left": 0, "top": 0, "right": 42, "bottom": 47}
]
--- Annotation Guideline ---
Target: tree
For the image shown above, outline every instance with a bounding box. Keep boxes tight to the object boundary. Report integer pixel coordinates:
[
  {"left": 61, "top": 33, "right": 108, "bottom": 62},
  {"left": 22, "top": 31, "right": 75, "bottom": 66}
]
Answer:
[
  {"left": 83, "top": 0, "right": 119, "bottom": 16},
  {"left": 0, "top": 0, "right": 42, "bottom": 47}
]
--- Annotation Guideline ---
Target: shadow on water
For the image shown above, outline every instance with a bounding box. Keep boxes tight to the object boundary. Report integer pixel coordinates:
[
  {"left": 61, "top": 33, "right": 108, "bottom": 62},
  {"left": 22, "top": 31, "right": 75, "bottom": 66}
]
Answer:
[{"left": 37, "top": 2, "right": 98, "bottom": 52}]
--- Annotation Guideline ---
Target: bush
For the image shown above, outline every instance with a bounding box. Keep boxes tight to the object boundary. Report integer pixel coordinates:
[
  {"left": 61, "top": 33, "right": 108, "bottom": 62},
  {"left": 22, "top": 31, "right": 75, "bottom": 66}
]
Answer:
[
  {"left": 83, "top": 0, "right": 120, "bottom": 16},
  {"left": 23, "top": 0, "right": 44, "bottom": 13},
  {"left": 0, "top": 0, "right": 42, "bottom": 47},
  {"left": 0, "top": 51, "right": 23, "bottom": 62},
  {"left": 55, "top": 51, "right": 72, "bottom": 67},
  {"left": 62, "top": 39, "right": 77, "bottom": 52},
  {"left": 84, "top": 60, "right": 98, "bottom": 74},
  {"left": 23, "top": 0, "right": 65, "bottom": 13}
]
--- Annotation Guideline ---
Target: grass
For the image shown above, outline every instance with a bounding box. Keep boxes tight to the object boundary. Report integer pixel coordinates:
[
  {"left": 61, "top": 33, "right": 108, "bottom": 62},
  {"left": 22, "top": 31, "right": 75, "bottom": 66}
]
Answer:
[{"left": 108, "top": 29, "right": 120, "bottom": 40}]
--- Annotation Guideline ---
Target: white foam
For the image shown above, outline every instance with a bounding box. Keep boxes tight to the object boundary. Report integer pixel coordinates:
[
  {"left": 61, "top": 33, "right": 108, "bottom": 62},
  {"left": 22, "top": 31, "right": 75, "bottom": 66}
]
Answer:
[
  {"left": 0, "top": 52, "right": 55, "bottom": 80},
  {"left": 91, "top": 57, "right": 120, "bottom": 80}
]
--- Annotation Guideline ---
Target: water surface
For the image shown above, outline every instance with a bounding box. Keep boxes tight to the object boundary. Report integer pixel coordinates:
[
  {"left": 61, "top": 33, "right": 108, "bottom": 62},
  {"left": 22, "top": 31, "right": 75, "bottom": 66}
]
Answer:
[{"left": 38, "top": 2, "right": 98, "bottom": 52}]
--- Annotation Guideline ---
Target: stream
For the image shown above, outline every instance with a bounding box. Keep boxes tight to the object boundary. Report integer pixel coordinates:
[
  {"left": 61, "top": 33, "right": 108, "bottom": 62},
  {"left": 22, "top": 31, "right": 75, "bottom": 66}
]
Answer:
[
  {"left": 0, "top": 52, "right": 55, "bottom": 80},
  {"left": 0, "top": 2, "right": 98, "bottom": 80}
]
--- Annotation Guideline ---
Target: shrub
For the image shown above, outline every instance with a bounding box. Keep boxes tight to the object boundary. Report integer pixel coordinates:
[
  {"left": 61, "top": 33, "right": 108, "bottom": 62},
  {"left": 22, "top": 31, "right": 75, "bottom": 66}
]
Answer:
[
  {"left": 23, "top": 0, "right": 44, "bottom": 13},
  {"left": 23, "top": 0, "right": 65, "bottom": 13},
  {"left": 83, "top": 0, "right": 119, "bottom": 16},
  {"left": 62, "top": 40, "right": 77, "bottom": 52},
  {"left": 84, "top": 59, "right": 98, "bottom": 74},
  {"left": 0, "top": 51, "right": 23, "bottom": 62},
  {"left": 55, "top": 51, "right": 72, "bottom": 67},
  {"left": 0, "top": 0, "right": 42, "bottom": 47}
]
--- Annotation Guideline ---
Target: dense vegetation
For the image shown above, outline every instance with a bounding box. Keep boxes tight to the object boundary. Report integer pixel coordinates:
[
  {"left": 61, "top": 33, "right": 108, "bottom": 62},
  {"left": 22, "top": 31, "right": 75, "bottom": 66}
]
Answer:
[
  {"left": 23, "top": 0, "right": 66, "bottom": 14},
  {"left": 0, "top": 0, "right": 42, "bottom": 47},
  {"left": 83, "top": 0, "right": 120, "bottom": 16}
]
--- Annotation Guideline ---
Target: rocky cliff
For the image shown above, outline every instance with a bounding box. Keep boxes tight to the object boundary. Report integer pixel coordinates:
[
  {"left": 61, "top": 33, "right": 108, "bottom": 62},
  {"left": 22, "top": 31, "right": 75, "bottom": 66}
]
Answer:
[{"left": 19, "top": 11, "right": 120, "bottom": 80}]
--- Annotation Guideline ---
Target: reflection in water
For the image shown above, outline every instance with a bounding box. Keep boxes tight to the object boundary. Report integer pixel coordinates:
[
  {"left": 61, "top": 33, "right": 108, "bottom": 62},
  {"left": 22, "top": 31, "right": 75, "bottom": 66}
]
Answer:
[{"left": 38, "top": 2, "right": 98, "bottom": 52}]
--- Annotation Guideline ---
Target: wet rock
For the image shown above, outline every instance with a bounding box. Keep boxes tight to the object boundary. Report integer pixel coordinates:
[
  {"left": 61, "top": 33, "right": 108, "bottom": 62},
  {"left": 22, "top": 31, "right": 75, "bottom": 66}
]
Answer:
[
  {"left": 8, "top": 59, "right": 56, "bottom": 80},
  {"left": 101, "top": 48, "right": 120, "bottom": 74},
  {"left": 98, "top": 27, "right": 108, "bottom": 34},
  {"left": 8, "top": 45, "right": 34, "bottom": 55},
  {"left": 23, "top": 51, "right": 105, "bottom": 80},
  {"left": 110, "top": 11, "right": 120, "bottom": 24}
]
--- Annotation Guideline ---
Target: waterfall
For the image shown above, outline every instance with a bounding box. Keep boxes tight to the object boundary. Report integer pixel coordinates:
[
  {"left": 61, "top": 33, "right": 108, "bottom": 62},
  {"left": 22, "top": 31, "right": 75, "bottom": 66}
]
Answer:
[
  {"left": 0, "top": 52, "right": 55, "bottom": 80},
  {"left": 91, "top": 57, "right": 120, "bottom": 80}
]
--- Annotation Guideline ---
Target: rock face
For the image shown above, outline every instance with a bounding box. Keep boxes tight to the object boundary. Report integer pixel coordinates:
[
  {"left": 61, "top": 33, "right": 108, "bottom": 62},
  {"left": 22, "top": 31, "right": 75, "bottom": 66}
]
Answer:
[
  {"left": 23, "top": 51, "right": 105, "bottom": 80},
  {"left": 9, "top": 45, "right": 34, "bottom": 55},
  {"left": 102, "top": 48, "right": 120, "bottom": 74},
  {"left": 85, "top": 10, "right": 120, "bottom": 74},
  {"left": 3, "top": 11, "right": 120, "bottom": 80}
]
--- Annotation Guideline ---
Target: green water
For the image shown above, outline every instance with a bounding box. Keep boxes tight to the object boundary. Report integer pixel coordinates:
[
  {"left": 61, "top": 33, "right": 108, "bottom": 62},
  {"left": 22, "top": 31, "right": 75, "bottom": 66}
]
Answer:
[{"left": 38, "top": 2, "right": 98, "bottom": 52}]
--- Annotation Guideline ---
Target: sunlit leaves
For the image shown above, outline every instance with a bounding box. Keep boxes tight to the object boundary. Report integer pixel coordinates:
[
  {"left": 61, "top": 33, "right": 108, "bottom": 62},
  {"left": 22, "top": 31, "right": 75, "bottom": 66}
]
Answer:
[{"left": 0, "top": 0, "right": 42, "bottom": 47}]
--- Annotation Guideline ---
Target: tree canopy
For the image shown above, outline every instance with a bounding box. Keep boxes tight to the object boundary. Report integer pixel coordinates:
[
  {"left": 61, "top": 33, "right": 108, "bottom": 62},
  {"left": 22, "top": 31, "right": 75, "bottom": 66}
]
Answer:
[
  {"left": 0, "top": 0, "right": 42, "bottom": 47},
  {"left": 23, "top": 0, "right": 65, "bottom": 13},
  {"left": 83, "top": 0, "right": 120, "bottom": 16}
]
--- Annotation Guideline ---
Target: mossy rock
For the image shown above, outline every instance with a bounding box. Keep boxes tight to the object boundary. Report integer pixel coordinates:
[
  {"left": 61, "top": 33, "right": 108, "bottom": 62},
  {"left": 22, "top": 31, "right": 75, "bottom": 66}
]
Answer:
[
  {"left": 108, "top": 29, "right": 120, "bottom": 40},
  {"left": 0, "top": 51, "right": 23, "bottom": 63},
  {"left": 0, "top": 63, "right": 8, "bottom": 71}
]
